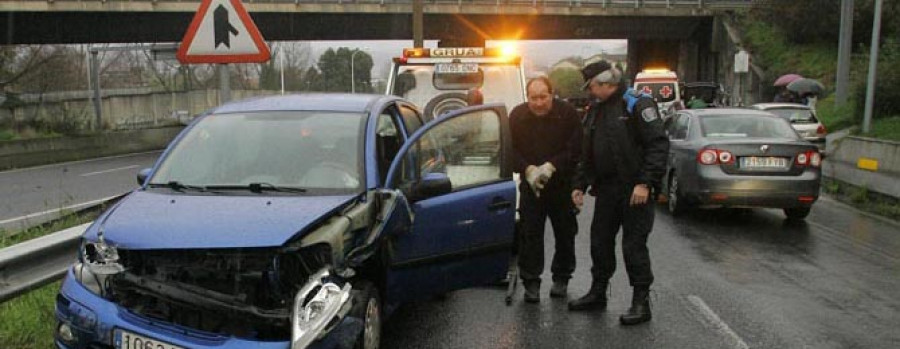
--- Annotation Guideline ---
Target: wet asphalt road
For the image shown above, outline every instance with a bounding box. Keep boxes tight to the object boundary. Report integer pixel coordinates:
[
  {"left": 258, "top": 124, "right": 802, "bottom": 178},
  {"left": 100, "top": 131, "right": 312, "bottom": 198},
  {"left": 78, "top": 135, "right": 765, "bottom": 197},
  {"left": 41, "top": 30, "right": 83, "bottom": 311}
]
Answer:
[
  {"left": 0, "top": 151, "right": 161, "bottom": 232},
  {"left": 382, "top": 195, "right": 900, "bottom": 348}
]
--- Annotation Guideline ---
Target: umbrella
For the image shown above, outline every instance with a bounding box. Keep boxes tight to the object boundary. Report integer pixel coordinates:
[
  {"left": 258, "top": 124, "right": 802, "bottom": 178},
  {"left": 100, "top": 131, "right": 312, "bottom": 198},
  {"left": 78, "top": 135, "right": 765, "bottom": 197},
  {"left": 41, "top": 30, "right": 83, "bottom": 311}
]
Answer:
[
  {"left": 773, "top": 74, "right": 803, "bottom": 87},
  {"left": 787, "top": 78, "right": 826, "bottom": 96}
]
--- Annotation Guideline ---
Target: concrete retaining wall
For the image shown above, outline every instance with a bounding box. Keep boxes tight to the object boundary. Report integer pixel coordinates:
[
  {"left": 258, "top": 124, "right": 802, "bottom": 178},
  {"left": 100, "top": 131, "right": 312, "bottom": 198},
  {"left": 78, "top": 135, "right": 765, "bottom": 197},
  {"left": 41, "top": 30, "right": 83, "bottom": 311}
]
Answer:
[
  {"left": 0, "top": 127, "right": 184, "bottom": 170},
  {"left": 2, "top": 89, "right": 279, "bottom": 130},
  {"left": 823, "top": 136, "right": 900, "bottom": 199}
]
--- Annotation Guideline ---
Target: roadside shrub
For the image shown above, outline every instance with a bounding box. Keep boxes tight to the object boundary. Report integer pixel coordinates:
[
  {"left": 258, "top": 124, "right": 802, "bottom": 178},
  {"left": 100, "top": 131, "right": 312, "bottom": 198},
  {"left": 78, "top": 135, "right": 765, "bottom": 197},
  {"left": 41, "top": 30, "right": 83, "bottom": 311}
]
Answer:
[{"left": 854, "top": 38, "right": 900, "bottom": 121}]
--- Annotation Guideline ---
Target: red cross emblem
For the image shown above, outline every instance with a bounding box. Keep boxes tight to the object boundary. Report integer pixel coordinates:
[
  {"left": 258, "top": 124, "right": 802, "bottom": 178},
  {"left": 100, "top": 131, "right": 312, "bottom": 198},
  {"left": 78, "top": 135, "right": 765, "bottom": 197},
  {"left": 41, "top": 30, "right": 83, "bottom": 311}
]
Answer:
[
  {"left": 641, "top": 86, "right": 653, "bottom": 95},
  {"left": 660, "top": 85, "right": 673, "bottom": 99}
]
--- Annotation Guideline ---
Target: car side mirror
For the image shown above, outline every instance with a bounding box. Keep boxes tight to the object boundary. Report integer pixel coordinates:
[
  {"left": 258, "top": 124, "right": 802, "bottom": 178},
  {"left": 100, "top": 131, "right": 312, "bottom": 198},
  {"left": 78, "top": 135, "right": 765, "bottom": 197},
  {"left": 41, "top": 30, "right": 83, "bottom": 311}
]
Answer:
[
  {"left": 411, "top": 173, "right": 451, "bottom": 201},
  {"left": 137, "top": 168, "right": 152, "bottom": 186}
]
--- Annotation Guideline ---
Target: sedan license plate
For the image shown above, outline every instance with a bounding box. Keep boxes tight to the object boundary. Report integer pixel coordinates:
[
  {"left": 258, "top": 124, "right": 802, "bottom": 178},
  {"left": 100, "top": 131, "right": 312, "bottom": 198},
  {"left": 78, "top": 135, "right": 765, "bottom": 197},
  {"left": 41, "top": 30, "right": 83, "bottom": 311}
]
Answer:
[
  {"left": 740, "top": 156, "right": 788, "bottom": 170},
  {"left": 114, "top": 329, "right": 184, "bottom": 349},
  {"left": 435, "top": 63, "right": 479, "bottom": 74}
]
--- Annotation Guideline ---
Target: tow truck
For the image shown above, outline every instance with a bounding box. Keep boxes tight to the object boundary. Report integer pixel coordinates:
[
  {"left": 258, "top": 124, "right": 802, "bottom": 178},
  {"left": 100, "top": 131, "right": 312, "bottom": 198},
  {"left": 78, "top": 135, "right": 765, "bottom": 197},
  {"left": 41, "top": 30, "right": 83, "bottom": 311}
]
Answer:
[
  {"left": 386, "top": 46, "right": 526, "bottom": 121},
  {"left": 634, "top": 68, "right": 681, "bottom": 119}
]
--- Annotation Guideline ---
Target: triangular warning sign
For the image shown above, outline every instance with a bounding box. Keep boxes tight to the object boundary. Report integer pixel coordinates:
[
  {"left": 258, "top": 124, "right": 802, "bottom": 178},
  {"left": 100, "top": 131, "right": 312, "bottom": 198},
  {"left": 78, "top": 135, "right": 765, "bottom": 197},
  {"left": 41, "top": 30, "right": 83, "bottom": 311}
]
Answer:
[{"left": 176, "top": 0, "right": 270, "bottom": 64}]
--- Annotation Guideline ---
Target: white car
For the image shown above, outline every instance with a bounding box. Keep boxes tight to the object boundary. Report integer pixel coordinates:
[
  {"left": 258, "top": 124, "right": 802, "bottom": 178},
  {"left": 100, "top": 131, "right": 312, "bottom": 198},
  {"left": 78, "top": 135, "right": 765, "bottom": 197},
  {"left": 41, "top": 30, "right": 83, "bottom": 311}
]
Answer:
[{"left": 750, "top": 103, "right": 827, "bottom": 151}]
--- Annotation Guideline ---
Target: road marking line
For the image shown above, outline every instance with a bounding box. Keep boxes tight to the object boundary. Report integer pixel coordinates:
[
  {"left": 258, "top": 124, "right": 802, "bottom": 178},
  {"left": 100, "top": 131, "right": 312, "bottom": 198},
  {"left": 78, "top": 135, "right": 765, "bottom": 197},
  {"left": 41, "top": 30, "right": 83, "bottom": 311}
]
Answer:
[
  {"left": 687, "top": 295, "right": 750, "bottom": 349},
  {"left": 0, "top": 194, "right": 121, "bottom": 226},
  {"left": 0, "top": 150, "right": 162, "bottom": 175},
  {"left": 80, "top": 165, "right": 140, "bottom": 177}
]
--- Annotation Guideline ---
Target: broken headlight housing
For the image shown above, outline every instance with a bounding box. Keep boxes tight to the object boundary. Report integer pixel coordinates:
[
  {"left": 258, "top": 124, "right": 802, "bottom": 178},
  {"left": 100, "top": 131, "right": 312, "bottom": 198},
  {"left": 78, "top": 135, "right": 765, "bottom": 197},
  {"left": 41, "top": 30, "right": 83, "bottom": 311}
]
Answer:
[
  {"left": 73, "top": 238, "right": 124, "bottom": 296},
  {"left": 291, "top": 269, "right": 352, "bottom": 349}
]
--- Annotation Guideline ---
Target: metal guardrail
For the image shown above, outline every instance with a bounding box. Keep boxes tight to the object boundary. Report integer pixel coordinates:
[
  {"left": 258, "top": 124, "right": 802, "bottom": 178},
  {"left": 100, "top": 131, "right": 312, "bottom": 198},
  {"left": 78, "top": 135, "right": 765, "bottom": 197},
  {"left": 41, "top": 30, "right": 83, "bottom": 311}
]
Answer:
[{"left": 0, "top": 223, "right": 89, "bottom": 303}]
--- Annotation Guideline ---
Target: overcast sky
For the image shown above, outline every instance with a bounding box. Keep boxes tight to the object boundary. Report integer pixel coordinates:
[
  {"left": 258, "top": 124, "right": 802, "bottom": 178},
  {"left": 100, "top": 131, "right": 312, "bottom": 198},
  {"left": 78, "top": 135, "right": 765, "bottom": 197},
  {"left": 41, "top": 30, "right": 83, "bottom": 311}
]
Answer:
[{"left": 306, "top": 39, "right": 628, "bottom": 79}]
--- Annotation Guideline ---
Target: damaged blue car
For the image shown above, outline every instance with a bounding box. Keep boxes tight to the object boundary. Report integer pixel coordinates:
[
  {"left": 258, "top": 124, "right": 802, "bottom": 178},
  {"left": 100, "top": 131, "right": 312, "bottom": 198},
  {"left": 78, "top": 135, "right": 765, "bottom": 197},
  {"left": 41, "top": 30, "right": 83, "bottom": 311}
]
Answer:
[{"left": 55, "top": 94, "right": 516, "bottom": 349}]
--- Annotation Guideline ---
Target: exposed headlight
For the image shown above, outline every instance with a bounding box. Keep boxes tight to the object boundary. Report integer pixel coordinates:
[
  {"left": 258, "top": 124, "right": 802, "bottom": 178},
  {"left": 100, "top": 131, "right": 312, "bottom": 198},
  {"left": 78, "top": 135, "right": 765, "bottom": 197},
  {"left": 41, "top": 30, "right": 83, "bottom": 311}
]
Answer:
[
  {"left": 72, "top": 262, "right": 107, "bottom": 296},
  {"left": 291, "top": 269, "right": 351, "bottom": 349}
]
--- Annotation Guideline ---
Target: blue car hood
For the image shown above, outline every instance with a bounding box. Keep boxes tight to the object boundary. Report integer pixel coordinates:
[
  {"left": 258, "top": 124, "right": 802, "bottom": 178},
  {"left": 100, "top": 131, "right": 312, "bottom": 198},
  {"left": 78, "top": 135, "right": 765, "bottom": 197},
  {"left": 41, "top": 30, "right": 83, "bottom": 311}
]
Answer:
[{"left": 84, "top": 191, "right": 358, "bottom": 249}]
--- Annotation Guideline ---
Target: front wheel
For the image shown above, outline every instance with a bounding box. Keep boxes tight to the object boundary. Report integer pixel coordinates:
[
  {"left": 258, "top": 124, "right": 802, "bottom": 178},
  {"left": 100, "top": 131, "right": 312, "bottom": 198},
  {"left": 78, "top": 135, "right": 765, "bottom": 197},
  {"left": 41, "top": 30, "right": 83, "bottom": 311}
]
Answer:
[
  {"left": 351, "top": 281, "right": 382, "bottom": 349},
  {"left": 784, "top": 207, "right": 811, "bottom": 220}
]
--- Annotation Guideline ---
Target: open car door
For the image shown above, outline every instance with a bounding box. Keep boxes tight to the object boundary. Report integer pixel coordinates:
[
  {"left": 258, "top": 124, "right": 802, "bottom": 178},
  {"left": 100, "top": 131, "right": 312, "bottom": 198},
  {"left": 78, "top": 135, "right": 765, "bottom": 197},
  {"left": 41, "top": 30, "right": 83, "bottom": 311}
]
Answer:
[{"left": 382, "top": 103, "right": 515, "bottom": 304}]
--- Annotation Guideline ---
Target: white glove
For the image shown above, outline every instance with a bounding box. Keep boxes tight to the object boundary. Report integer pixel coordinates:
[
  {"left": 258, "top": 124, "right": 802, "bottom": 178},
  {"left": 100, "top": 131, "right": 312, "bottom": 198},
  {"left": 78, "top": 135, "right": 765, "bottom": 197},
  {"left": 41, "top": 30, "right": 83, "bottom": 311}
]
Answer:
[
  {"left": 525, "top": 165, "right": 544, "bottom": 196},
  {"left": 536, "top": 162, "right": 556, "bottom": 183}
]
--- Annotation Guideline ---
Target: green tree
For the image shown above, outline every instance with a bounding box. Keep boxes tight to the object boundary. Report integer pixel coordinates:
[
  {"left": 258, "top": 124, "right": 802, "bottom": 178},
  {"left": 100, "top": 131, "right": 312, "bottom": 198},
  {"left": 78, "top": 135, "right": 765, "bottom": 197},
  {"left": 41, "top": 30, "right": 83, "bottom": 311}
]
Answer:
[
  {"left": 549, "top": 68, "right": 584, "bottom": 99},
  {"left": 314, "top": 47, "right": 373, "bottom": 92}
]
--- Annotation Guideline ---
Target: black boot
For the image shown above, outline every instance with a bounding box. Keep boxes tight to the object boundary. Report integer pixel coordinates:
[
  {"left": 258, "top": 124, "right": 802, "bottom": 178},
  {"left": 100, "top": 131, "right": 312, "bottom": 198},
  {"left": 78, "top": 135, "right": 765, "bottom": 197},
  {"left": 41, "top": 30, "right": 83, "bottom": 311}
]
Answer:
[
  {"left": 567, "top": 281, "right": 608, "bottom": 311},
  {"left": 620, "top": 286, "right": 651, "bottom": 325},
  {"left": 523, "top": 279, "right": 541, "bottom": 303}
]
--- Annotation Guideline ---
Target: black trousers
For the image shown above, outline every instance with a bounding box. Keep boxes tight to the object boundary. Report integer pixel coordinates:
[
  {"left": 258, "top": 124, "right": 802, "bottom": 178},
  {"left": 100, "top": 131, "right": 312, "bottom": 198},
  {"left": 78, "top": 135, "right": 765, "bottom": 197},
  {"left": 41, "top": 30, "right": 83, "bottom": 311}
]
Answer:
[
  {"left": 590, "top": 181, "right": 655, "bottom": 286},
  {"left": 518, "top": 183, "right": 578, "bottom": 283}
]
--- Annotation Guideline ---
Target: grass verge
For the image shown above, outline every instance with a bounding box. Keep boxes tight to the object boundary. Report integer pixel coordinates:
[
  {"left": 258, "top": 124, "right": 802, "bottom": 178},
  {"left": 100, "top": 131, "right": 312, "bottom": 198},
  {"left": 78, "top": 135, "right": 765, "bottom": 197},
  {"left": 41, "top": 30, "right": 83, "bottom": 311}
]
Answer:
[
  {"left": 823, "top": 177, "right": 900, "bottom": 221},
  {"left": 0, "top": 281, "right": 61, "bottom": 349}
]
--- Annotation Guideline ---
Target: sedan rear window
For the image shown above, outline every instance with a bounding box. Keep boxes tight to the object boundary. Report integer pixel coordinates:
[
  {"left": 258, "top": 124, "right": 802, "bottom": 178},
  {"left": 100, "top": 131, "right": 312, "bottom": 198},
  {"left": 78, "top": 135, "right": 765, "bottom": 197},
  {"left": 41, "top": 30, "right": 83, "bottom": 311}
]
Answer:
[{"left": 700, "top": 114, "right": 799, "bottom": 139}]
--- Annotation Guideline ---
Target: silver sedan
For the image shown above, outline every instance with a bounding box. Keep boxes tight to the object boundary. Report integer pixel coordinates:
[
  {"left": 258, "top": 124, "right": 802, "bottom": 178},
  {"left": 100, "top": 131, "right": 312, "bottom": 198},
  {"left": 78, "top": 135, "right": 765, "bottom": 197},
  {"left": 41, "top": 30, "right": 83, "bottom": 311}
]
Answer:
[{"left": 662, "top": 109, "right": 822, "bottom": 220}]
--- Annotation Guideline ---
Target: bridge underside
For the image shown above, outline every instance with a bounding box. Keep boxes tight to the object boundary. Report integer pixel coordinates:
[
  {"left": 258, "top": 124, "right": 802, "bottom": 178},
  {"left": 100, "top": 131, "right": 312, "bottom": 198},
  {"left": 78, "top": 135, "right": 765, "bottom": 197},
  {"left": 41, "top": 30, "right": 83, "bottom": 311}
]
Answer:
[
  {"left": 1, "top": 12, "right": 711, "bottom": 44},
  {"left": 1, "top": 11, "right": 720, "bottom": 82}
]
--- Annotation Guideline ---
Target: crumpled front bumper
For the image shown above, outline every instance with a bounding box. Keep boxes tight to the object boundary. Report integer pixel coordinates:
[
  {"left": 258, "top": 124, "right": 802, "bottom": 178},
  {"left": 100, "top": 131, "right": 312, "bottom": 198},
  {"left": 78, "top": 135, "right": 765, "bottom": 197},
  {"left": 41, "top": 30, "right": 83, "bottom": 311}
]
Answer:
[{"left": 55, "top": 268, "right": 363, "bottom": 349}]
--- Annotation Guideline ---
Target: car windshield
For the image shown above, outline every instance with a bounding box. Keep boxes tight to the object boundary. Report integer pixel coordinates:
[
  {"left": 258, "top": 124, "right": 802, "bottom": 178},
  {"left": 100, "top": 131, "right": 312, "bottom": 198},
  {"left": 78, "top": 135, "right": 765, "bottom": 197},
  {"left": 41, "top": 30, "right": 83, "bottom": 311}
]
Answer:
[
  {"left": 392, "top": 63, "right": 523, "bottom": 119},
  {"left": 149, "top": 111, "right": 365, "bottom": 195},
  {"left": 700, "top": 114, "right": 800, "bottom": 139},
  {"left": 764, "top": 108, "right": 818, "bottom": 124}
]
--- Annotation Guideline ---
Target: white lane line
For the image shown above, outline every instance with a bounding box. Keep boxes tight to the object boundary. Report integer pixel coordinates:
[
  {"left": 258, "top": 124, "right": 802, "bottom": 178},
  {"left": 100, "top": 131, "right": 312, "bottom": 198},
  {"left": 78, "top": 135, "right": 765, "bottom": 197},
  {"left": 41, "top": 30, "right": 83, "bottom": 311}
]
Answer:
[
  {"left": 0, "top": 194, "right": 121, "bottom": 226},
  {"left": 0, "top": 150, "right": 161, "bottom": 175},
  {"left": 687, "top": 295, "right": 750, "bottom": 349},
  {"left": 80, "top": 165, "right": 140, "bottom": 177}
]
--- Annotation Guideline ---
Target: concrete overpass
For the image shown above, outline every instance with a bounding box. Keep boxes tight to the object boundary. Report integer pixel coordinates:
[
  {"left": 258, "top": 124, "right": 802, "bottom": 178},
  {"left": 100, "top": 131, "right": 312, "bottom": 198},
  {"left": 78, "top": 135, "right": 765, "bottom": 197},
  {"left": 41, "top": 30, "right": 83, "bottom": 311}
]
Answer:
[{"left": 1, "top": 0, "right": 752, "bottom": 81}]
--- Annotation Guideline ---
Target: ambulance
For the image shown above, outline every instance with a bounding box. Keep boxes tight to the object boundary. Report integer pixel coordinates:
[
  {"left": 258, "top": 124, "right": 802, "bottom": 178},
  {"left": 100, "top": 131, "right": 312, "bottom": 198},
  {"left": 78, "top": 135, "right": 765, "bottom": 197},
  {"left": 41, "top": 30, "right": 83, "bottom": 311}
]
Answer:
[
  {"left": 633, "top": 68, "right": 681, "bottom": 119},
  {"left": 386, "top": 46, "right": 527, "bottom": 121}
]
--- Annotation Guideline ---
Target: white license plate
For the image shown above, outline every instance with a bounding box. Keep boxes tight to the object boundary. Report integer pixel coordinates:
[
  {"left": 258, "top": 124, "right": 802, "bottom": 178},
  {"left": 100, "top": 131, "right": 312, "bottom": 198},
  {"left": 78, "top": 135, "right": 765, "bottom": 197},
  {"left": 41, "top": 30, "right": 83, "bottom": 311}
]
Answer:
[
  {"left": 435, "top": 63, "right": 479, "bottom": 74},
  {"left": 114, "top": 329, "right": 184, "bottom": 349},
  {"left": 740, "top": 156, "right": 788, "bottom": 169}
]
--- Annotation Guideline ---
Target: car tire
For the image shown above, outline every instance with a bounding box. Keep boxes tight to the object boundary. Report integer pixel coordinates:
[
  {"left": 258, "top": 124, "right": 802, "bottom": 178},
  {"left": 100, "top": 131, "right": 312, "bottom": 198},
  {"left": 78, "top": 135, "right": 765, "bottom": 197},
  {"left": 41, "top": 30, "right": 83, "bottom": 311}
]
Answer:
[
  {"left": 668, "top": 173, "right": 688, "bottom": 216},
  {"left": 424, "top": 93, "right": 468, "bottom": 120},
  {"left": 784, "top": 207, "right": 811, "bottom": 220},
  {"left": 351, "top": 280, "right": 382, "bottom": 349}
]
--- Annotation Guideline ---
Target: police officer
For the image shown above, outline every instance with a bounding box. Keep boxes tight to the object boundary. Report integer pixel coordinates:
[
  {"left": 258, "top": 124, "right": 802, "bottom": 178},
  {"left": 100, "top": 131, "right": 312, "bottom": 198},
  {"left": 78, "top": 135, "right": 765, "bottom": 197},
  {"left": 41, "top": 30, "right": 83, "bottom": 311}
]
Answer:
[
  {"left": 568, "top": 61, "right": 669, "bottom": 326},
  {"left": 511, "top": 76, "right": 582, "bottom": 303}
]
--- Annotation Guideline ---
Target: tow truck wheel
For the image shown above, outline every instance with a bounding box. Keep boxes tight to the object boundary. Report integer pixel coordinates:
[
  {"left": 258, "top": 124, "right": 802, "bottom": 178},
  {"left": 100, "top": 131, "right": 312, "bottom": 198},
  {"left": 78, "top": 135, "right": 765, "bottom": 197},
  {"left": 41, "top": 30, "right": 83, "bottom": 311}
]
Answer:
[
  {"left": 351, "top": 281, "right": 381, "bottom": 349},
  {"left": 424, "top": 93, "right": 468, "bottom": 119}
]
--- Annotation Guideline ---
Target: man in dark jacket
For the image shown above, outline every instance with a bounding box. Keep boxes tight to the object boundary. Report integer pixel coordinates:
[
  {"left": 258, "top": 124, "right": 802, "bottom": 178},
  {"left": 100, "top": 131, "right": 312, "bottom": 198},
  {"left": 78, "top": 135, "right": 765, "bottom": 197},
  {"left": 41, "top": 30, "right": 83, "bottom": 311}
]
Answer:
[
  {"left": 568, "top": 61, "right": 669, "bottom": 326},
  {"left": 511, "top": 76, "right": 582, "bottom": 303}
]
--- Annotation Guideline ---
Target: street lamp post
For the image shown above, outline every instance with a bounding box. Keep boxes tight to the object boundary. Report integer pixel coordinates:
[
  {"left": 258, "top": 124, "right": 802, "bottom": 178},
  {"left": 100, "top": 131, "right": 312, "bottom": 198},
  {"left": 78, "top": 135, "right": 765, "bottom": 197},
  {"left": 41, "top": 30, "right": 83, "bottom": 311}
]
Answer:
[{"left": 351, "top": 48, "right": 367, "bottom": 93}]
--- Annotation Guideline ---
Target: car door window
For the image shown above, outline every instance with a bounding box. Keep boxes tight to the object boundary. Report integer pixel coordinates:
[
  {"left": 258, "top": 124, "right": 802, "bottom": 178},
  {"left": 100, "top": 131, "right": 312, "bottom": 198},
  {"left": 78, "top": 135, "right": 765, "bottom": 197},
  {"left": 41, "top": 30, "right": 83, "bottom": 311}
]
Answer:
[
  {"left": 392, "top": 109, "right": 503, "bottom": 195},
  {"left": 672, "top": 114, "right": 690, "bottom": 140},
  {"left": 376, "top": 110, "right": 404, "bottom": 184}
]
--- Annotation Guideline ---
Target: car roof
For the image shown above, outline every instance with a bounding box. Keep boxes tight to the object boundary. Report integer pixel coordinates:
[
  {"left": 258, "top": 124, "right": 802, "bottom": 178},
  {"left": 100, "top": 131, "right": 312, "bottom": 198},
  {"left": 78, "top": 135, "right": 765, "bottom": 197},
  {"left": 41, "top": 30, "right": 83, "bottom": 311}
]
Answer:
[
  {"left": 750, "top": 103, "right": 811, "bottom": 110},
  {"left": 680, "top": 108, "right": 780, "bottom": 118},
  {"left": 211, "top": 93, "right": 395, "bottom": 114}
]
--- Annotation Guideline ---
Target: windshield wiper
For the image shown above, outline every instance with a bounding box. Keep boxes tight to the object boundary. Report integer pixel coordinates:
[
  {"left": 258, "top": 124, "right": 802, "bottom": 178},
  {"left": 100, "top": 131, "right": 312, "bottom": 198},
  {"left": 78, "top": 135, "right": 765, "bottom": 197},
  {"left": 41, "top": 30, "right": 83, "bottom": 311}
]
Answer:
[
  {"left": 147, "top": 181, "right": 209, "bottom": 192},
  {"left": 205, "top": 183, "right": 307, "bottom": 194}
]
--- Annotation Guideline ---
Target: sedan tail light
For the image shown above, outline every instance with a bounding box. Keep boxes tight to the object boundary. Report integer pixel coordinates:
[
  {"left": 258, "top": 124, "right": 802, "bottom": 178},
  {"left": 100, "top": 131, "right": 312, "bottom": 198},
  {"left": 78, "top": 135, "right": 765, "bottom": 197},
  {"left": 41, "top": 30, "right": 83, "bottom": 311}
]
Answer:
[
  {"left": 796, "top": 150, "right": 822, "bottom": 167},
  {"left": 817, "top": 124, "right": 827, "bottom": 135},
  {"left": 697, "top": 149, "right": 734, "bottom": 165}
]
